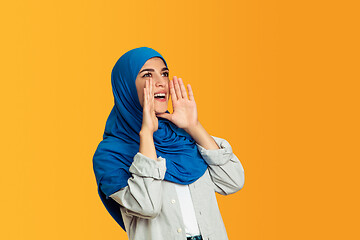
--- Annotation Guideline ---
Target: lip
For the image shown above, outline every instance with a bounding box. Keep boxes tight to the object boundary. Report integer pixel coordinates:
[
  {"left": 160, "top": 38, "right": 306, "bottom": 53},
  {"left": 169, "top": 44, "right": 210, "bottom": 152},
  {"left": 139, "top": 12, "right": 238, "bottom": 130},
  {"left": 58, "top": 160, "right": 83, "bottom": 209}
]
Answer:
[
  {"left": 154, "top": 91, "right": 168, "bottom": 102},
  {"left": 154, "top": 91, "right": 167, "bottom": 95},
  {"left": 155, "top": 98, "right": 167, "bottom": 102}
]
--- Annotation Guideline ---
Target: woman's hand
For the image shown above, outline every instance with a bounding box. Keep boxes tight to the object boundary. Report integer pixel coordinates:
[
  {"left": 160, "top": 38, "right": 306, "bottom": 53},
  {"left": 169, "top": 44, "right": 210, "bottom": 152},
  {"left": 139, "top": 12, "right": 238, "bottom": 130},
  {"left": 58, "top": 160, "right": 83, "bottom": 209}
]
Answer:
[
  {"left": 156, "top": 76, "right": 199, "bottom": 131},
  {"left": 141, "top": 78, "right": 158, "bottom": 134}
]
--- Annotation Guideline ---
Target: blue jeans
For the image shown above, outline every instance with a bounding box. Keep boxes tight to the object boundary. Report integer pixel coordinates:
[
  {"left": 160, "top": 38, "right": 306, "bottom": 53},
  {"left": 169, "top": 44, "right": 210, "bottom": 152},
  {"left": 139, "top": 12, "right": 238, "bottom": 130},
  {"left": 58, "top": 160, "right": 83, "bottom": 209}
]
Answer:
[{"left": 187, "top": 236, "right": 203, "bottom": 240}]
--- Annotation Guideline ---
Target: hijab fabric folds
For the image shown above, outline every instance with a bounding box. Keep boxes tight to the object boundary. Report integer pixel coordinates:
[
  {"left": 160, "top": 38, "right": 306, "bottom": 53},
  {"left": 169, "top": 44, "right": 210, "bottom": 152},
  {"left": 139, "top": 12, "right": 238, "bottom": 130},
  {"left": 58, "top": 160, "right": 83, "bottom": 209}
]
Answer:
[{"left": 92, "top": 47, "right": 208, "bottom": 231}]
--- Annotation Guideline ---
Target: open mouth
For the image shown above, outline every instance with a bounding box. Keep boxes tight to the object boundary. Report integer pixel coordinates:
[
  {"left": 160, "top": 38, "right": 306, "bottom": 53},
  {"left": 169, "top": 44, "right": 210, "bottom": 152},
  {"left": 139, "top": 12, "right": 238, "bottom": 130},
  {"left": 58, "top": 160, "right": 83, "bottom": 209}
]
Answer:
[{"left": 154, "top": 93, "right": 166, "bottom": 100}]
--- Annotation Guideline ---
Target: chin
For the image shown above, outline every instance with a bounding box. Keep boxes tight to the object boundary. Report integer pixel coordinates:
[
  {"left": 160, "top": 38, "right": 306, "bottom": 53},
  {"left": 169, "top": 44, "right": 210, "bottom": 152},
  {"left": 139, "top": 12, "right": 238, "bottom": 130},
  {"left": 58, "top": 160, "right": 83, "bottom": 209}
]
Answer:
[
  {"left": 154, "top": 101, "right": 168, "bottom": 114},
  {"left": 155, "top": 109, "right": 167, "bottom": 114}
]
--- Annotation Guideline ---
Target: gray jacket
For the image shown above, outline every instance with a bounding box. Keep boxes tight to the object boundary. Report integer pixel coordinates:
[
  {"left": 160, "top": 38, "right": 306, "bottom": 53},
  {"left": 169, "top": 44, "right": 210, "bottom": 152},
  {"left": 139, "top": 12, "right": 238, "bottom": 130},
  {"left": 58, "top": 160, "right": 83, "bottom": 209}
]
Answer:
[{"left": 110, "top": 136, "right": 245, "bottom": 240}]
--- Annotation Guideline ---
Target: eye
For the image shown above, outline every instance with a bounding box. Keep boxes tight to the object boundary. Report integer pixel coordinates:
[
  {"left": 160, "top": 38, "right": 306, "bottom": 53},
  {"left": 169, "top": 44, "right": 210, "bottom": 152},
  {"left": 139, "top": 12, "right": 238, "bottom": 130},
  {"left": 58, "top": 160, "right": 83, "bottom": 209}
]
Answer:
[
  {"left": 162, "top": 71, "right": 169, "bottom": 77},
  {"left": 142, "top": 72, "right": 152, "bottom": 78}
]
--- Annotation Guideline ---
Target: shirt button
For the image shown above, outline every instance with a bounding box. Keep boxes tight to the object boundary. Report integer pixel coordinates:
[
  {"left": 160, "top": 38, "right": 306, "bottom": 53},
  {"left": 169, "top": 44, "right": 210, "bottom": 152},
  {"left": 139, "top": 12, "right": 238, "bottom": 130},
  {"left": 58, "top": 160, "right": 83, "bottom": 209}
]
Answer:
[
  {"left": 171, "top": 199, "right": 176, "bottom": 204},
  {"left": 177, "top": 228, "right": 182, "bottom": 233}
]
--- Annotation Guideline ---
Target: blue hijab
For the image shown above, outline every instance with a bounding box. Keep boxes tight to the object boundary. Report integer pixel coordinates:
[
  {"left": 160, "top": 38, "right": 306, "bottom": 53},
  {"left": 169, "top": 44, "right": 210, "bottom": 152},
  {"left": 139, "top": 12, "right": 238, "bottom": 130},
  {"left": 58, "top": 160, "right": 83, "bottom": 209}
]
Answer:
[{"left": 92, "top": 47, "right": 208, "bottom": 231}]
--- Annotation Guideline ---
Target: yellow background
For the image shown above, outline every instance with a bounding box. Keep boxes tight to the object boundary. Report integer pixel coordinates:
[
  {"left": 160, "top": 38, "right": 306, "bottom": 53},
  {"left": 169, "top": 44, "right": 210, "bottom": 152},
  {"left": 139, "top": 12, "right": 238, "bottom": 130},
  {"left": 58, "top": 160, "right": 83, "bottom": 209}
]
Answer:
[{"left": 1, "top": 0, "right": 359, "bottom": 239}]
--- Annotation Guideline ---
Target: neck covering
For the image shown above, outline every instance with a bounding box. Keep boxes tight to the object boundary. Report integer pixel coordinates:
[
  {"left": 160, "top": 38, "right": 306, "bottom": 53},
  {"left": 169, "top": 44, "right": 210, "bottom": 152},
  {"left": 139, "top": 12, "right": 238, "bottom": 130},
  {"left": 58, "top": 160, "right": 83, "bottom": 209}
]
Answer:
[{"left": 92, "top": 47, "right": 208, "bottom": 231}]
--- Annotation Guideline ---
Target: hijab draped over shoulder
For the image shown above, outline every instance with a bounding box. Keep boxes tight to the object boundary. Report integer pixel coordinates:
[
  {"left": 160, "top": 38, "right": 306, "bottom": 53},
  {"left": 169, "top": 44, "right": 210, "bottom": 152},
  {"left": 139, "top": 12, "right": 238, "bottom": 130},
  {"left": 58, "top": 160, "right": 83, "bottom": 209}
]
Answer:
[{"left": 92, "top": 47, "right": 208, "bottom": 230}]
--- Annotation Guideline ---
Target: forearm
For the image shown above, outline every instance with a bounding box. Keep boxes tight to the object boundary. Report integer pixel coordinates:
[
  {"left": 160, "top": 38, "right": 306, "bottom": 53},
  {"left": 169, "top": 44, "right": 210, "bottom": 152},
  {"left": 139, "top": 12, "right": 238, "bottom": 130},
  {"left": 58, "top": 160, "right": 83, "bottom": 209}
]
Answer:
[
  {"left": 184, "top": 121, "right": 220, "bottom": 150},
  {"left": 110, "top": 153, "right": 166, "bottom": 219},
  {"left": 139, "top": 130, "right": 157, "bottom": 161},
  {"left": 196, "top": 136, "right": 245, "bottom": 195}
]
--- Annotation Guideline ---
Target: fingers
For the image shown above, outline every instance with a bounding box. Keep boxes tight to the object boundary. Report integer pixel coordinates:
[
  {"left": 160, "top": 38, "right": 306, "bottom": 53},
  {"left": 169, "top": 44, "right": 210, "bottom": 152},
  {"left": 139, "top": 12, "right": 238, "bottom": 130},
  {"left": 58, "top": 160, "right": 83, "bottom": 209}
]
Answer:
[
  {"left": 178, "top": 78, "right": 188, "bottom": 99},
  {"left": 172, "top": 76, "right": 194, "bottom": 101},
  {"left": 143, "top": 87, "right": 147, "bottom": 105},
  {"left": 155, "top": 112, "right": 172, "bottom": 121},
  {"left": 173, "top": 76, "right": 183, "bottom": 99},
  {"left": 144, "top": 78, "right": 155, "bottom": 108},
  {"left": 169, "top": 78, "right": 177, "bottom": 101},
  {"left": 144, "top": 79, "right": 149, "bottom": 104},
  {"left": 149, "top": 77, "right": 155, "bottom": 109},
  {"left": 187, "top": 84, "right": 195, "bottom": 101},
  {"left": 149, "top": 77, "right": 153, "bottom": 97}
]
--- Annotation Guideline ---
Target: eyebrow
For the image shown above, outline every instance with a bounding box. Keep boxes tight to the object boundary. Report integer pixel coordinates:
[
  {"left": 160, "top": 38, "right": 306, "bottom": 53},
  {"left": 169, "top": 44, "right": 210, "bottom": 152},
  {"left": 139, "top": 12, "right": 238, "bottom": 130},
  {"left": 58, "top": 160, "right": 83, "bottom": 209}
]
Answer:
[{"left": 139, "top": 67, "right": 169, "bottom": 74}]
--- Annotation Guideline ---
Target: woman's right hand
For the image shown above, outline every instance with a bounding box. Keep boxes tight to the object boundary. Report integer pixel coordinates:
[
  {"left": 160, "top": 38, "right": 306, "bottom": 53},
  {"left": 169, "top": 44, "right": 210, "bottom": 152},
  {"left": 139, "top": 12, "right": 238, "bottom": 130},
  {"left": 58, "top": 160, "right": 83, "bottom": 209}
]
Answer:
[{"left": 141, "top": 77, "right": 158, "bottom": 134}]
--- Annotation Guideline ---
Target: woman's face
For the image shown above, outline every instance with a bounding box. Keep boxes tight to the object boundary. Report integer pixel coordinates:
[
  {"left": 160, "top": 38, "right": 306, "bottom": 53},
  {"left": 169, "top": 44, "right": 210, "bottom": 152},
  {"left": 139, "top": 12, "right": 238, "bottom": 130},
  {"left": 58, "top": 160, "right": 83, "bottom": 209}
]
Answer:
[{"left": 135, "top": 57, "right": 170, "bottom": 114}]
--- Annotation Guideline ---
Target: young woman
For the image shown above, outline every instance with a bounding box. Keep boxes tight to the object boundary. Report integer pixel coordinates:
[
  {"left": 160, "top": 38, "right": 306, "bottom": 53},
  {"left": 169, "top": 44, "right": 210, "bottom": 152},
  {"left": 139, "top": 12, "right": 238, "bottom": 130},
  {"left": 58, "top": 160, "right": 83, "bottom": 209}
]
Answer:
[{"left": 93, "top": 47, "right": 245, "bottom": 240}]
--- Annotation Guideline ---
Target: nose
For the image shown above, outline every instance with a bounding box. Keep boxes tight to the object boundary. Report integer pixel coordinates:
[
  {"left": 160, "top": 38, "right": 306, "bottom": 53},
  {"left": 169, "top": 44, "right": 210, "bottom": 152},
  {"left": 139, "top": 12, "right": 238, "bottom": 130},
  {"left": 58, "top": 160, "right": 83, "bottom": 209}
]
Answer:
[{"left": 154, "top": 74, "right": 167, "bottom": 88}]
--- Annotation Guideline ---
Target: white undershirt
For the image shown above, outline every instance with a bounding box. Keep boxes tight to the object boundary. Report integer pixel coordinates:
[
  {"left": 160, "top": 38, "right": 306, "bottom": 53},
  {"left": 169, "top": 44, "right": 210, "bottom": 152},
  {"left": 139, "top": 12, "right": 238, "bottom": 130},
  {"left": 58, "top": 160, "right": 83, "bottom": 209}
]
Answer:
[{"left": 174, "top": 183, "right": 201, "bottom": 237}]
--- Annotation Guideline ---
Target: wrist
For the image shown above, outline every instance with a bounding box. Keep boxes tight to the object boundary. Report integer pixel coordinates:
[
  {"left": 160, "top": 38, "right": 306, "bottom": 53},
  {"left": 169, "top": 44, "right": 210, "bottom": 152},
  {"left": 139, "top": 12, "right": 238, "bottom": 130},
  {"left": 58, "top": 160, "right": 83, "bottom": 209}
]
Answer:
[
  {"left": 140, "top": 128, "right": 154, "bottom": 136},
  {"left": 139, "top": 129, "right": 157, "bottom": 161},
  {"left": 184, "top": 120, "right": 201, "bottom": 135}
]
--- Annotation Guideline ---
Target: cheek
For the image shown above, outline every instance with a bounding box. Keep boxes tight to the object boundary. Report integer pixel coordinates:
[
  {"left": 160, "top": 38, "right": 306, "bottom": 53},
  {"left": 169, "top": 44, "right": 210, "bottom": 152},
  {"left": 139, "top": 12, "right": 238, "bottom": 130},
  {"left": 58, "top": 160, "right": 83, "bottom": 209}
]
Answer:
[
  {"left": 135, "top": 80, "right": 145, "bottom": 105},
  {"left": 137, "top": 85, "right": 143, "bottom": 97},
  {"left": 138, "top": 89, "right": 144, "bottom": 105}
]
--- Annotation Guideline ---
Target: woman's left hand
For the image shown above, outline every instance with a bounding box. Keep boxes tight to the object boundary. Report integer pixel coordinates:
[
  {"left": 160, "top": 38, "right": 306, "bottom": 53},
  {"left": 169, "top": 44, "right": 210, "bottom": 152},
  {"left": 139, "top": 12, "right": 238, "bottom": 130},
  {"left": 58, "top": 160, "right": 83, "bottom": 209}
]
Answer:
[{"left": 156, "top": 76, "right": 199, "bottom": 130}]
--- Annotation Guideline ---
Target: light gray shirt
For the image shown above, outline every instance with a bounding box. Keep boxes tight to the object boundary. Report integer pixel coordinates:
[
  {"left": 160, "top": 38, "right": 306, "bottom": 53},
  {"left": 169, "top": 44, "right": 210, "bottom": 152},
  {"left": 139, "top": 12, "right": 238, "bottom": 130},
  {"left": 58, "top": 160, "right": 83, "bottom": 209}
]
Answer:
[{"left": 110, "top": 136, "right": 245, "bottom": 240}]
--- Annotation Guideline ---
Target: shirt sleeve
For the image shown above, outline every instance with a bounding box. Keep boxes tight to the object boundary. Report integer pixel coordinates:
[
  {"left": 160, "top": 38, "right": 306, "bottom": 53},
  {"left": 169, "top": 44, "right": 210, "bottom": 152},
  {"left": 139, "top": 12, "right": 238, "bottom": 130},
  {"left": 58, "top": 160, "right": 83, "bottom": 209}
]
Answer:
[
  {"left": 109, "top": 152, "right": 166, "bottom": 219},
  {"left": 196, "top": 136, "right": 245, "bottom": 195}
]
